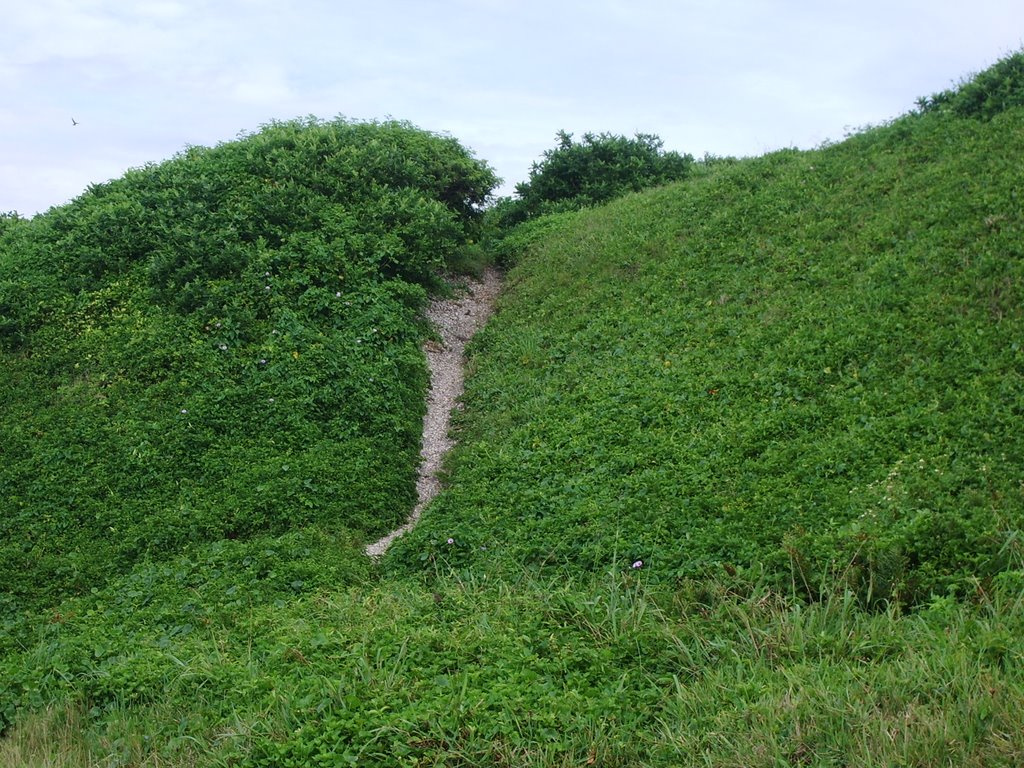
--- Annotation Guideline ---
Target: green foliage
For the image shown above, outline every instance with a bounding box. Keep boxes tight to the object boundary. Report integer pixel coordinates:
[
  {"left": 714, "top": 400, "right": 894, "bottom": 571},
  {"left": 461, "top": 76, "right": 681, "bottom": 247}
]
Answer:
[
  {"left": 390, "top": 97, "right": 1024, "bottom": 605},
  {"left": 0, "top": 527, "right": 371, "bottom": 734},
  {"left": 498, "top": 131, "right": 694, "bottom": 227},
  {"left": 3, "top": 568, "right": 1023, "bottom": 766},
  {"left": 0, "top": 117, "right": 497, "bottom": 613},
  {"left": 4, "top": 56, "right": 1024, "bottom": 768},
  {"left": 917, "top": 48, "right": 1024, "bottom": 120},
  {"left": 0, "top": 212, "right": 24, "bottom": 238}
]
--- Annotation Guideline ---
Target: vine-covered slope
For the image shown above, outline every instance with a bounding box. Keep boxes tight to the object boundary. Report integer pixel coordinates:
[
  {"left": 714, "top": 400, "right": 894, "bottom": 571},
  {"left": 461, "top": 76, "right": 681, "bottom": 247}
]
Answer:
[
  {"left": 0, "top": 118, "right": 496, "bottom": 613},
  {"left": 393, "top": 79, "right": 1023, "bottom": 604}
]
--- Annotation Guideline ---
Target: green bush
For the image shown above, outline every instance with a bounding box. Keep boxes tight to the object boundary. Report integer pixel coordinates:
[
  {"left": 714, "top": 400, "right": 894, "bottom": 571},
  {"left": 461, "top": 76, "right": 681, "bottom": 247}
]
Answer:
[{"left": 498, "top": 130, "right": 694, "bottom": 227}]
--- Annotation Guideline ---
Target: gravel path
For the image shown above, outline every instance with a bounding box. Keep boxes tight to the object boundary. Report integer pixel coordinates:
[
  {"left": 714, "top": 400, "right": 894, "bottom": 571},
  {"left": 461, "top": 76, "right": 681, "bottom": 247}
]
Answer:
[{"left": 365, "top": 267, "right": 502, "bottom": 558}]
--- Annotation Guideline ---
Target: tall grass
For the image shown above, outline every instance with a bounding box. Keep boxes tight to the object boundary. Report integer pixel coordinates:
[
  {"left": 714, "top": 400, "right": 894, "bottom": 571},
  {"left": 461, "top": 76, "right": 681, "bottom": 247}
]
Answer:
[{"left": 3, "top": 566, "right": 1022, "bottom": 766}]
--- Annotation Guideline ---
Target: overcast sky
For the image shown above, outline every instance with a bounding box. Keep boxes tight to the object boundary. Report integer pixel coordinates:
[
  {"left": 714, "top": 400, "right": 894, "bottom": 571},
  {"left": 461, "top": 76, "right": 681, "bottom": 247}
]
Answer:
[{"left": 2, "top": 0, "right": 1022, "bottom": 216}]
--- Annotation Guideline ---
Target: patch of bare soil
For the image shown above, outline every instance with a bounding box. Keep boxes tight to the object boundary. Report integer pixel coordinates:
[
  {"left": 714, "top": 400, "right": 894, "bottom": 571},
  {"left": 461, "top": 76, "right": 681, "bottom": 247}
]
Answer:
[{"left": 365, "top": 268, "right": 501, "bottom": 558}]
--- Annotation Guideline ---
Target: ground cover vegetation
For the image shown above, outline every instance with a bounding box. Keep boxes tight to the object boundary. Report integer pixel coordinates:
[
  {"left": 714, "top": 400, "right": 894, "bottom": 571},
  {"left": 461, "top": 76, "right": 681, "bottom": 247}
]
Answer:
[
  {"left": 488, "top": 131, "right": 696, "bottom": 228},
  {"left": 393, "top": 52, "right": 1024, "bottom": 606},
  {"left": 0, "top": 116, "right": 496, "bottom": 615},
  {"left": 2, "top": 53, "right": 1023, "bottom": 766}
]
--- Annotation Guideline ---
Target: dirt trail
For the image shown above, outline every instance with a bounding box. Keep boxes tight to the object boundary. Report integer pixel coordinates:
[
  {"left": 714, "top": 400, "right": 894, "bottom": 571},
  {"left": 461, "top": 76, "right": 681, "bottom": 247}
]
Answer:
[{"left": 365, "top": 267, "right": 501, "bottom": 558}]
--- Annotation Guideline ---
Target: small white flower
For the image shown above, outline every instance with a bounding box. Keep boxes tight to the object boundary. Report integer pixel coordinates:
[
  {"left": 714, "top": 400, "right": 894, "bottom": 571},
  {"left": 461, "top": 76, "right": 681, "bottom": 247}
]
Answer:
[
  {"left": 265, "top": 285, "right": 271, "bottom": 291},
  {"left": 219, "top": 344, "right": 228, "bottom": 351},
  {"left": 180, "top": 409, "right": 188, "bottom": 414},
  {"left": 259, "top": 359, "right": 267, "bottom": 364},
  {"left": 631, "top": 560, "right": 643, "bottom": 569},
  {"left": 268, "top": 397, "right": 275, "bottom": 403},
  {"left": 447, "top": 538, "right": 454, "bottom": 545},
  {"left": 335, "top": 292, "right": 342, "bottom": 297}
]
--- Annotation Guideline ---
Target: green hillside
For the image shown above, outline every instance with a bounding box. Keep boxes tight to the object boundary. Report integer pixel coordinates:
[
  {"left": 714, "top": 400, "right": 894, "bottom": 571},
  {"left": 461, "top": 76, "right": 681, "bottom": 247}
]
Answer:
[
  {"left": 0, "top": 118, "right": 496, "bottom": 615},
  {"left": 389, "top": 86, "right": 1024, "bottom": 605},
  {"left": 1, "top": 55, "right": 1023, "bottom": 767}
]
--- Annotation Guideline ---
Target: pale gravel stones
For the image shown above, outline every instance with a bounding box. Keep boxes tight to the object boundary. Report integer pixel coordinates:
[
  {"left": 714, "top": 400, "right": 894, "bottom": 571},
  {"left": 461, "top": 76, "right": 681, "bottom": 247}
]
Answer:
[{"left": 365, "top": 268, "right": 501, "bottom": 558}]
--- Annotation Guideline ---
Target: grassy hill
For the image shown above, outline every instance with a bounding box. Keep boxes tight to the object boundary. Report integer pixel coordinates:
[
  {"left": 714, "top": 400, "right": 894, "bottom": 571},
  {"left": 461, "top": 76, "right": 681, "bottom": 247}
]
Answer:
[
  {"left": 0, "top": 117, "right": 495, "bottom": 615},
  {"left": 388, "top": 84, "right": 1024, "bottom": 606},
  {"left": 2, "top": 56, "right": 1023, "bottom": 766}
]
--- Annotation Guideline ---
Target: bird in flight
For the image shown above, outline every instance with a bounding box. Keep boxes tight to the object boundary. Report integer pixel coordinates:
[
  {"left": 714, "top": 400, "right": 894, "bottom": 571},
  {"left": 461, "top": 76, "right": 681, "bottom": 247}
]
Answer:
[{"left": 71, "top": 117, "right": 78, "bottom": 126}]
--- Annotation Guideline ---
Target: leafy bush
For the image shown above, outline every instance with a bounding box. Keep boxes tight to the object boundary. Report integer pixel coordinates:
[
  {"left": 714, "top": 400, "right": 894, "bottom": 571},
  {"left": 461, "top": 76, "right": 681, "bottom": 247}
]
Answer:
[
  {"left": 0, "top": 212, "right": 23, "bottom": 237},
  {"left": 496, "top": 130, "right": 694, "bottom": 227}
]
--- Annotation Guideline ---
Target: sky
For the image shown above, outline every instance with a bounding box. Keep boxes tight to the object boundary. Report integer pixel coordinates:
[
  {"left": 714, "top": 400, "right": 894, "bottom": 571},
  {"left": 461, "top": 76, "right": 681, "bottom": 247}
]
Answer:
[{"left": 2, "top": 0, "right": 1022, "bottom": 216}]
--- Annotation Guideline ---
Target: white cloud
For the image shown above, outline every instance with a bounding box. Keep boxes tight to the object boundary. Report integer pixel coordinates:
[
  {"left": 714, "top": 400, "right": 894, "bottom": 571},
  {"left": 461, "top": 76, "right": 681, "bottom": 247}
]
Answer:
[
  {"left": 2, "top": 0, "right": 1024, "bottom": 214},
  {"left": 224, "top": 67, "right": 296, "bottom": 106}
]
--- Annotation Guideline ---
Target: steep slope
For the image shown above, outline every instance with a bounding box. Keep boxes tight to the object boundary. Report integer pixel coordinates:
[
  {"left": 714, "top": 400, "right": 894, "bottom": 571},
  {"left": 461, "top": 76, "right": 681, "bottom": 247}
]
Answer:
[{"left": 390, "top": 90, "right": 1024, "bottom": 603}]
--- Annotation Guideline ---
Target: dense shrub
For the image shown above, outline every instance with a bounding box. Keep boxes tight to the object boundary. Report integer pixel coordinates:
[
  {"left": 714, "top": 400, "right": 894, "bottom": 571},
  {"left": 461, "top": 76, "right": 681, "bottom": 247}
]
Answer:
[
  {"left": 495, "top": 130, "right": 694, "bottom": 227},
  {"left": 0, "top": 117, "right": 497, "bottom": 613}
]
